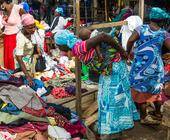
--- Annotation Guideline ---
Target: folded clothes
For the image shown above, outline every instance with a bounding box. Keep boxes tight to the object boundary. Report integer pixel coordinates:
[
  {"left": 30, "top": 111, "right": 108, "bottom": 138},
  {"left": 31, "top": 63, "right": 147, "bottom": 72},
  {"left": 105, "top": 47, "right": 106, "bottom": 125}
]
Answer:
[
  {"left": 15, "top": 131, "right": 48, "bottom": 140},
  {"left": 47, "top": 103, "right": 71, "bottom": 120},
  {"left": 0, "top": 85, "right": 43, "bottom": 110},
  {"left": 0, "top": 99, "right": 20, "bottom": 115},
  {"left": 0, "top": 111, "right": 49, "bottom": 124},
  {"left": 51, "top": 87, "right": 71, "bottom": 99}
]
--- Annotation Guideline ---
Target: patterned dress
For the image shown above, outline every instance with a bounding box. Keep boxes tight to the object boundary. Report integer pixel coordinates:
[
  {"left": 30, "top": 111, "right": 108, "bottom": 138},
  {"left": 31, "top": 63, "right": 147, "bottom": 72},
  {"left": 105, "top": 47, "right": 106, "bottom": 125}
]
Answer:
[
  {"left": 130, "top": 25, "right": 167, "bottom": 94},
  {"left": 98, "top": 61, "right": 139, "bottom": 134}
]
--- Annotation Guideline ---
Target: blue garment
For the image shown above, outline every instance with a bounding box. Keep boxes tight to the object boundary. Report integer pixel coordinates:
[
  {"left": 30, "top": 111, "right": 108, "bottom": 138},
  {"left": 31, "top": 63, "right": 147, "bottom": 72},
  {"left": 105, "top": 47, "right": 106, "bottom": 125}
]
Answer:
[
  {"left": 149, "top": 7, "right": 170, "bottom": 20},
  {"left": 54, "top": 30, "right": 81, "bottom": 49},
  {"left": 23, "top": 78, "right": 45, "bottom": 91},
  {"left": 0, "top": 70, "right": 13, "bottom": 81},
  {"left": 0, "top": 100, "right": 20, "bottom": 115},
  {"left": 130, "top": 25, "right": 167, "bottom": 94},
  {"left": 98, "top": 61, "right": 139, "bottom": 134},
  {"left": 21, "top": 2, "right": 30, "bottom": 13},
  {"left": 55, "top": 7, "right": 64, "bottom": 16}
]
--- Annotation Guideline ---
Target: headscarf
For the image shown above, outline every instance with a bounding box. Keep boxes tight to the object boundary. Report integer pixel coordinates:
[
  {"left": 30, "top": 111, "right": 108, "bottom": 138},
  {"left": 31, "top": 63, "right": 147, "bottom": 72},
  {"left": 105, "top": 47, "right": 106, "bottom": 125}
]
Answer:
[
  {"left": 54, "top": 30, "right": 80, "bottom": 49},
  {"left": 21, "top": 14, "right": 35, "bottom": 26},
  {"left": 55, "top": 7, "right": 64, "bottom": 16},
  {"left": 149, "top": 7, "right": 170, "bottom": 20}
]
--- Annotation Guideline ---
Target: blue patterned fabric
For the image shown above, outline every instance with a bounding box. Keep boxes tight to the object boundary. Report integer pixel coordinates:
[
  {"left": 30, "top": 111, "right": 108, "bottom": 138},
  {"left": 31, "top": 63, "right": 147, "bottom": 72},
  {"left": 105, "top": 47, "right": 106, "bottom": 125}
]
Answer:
[
  {"left": 130, "top": 25, "right": 167, "bottom": 94},
  {"left": 54, "top": 30, "right": 81, "bottom": 49},
  {"left": 149, "top": 7, "right": 170, "bottom": 20},
  {"left": 55, "top": 7, "right": 64, "bottom": 16},
  {"left": 98, "top": 61, "right": 139, "bottom": 134}
]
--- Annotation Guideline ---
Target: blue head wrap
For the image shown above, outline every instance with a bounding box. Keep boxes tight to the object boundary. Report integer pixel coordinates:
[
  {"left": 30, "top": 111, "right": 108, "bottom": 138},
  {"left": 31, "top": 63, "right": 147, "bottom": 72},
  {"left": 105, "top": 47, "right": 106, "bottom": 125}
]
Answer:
[
  {"left": 54, "top": 30, "right": 81, "bottom": 49},
  {"left": 55, "top": 7, "right": 64, "bottom": 16},
  {"left": 149, "top": 7, "right": 170, "bottom": 20}
]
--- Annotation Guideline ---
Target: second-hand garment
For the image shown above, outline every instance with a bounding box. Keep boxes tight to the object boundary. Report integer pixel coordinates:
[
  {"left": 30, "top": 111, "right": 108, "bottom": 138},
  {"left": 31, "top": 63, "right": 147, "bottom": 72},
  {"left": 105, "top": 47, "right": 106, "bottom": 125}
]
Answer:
[
  {"left": 120, "top": 15, "right": 143, "bottom": 50},
  {"left": 0, "top": 85, "right": 43, "bottom": 110},
  {"left": 98, "top": 61, "right": 139, "bottom": 134},
  {"left": 0, "top": 111, "right": 48, "bottom": 124},
  {"left": 130, "top": 25, "right": 168, "bottom": 94},
  {"left": 0, "top": 122, "right": 48, "bottom": 133}
]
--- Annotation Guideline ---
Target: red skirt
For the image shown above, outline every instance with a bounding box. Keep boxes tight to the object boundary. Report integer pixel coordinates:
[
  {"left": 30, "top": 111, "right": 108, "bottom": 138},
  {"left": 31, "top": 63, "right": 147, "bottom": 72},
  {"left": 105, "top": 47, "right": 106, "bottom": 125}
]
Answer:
[{"left": 4, "top": 34, "right": 17, "bottom": 70}]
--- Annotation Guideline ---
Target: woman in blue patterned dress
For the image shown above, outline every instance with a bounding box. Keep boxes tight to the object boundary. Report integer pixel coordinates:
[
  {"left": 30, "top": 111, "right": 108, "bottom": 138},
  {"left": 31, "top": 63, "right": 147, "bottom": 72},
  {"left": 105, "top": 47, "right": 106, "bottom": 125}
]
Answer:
[
  {"left": 97, "top": 34, "right": 139, "bottom": 138},
  {"left": 127, "top": 7, "right": 170, "bottom": 124},
  {"left": 98, "top": 61, "right": 140, "bottom": 137}
]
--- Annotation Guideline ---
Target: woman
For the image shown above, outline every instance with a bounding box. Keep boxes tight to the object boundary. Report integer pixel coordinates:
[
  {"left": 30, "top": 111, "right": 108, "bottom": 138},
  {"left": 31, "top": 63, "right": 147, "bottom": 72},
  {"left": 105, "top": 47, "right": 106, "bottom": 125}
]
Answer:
[
  {"left": 127, "top": 7, "right": 170, "bottom": 124},
  {"left": 50, "top": 7, "right": 66, "bottom": 34},
  {"left": 0, "top": 0, "right": 25, "bottom": 70},
  {"left": 14, "top": 14, "right": 36, "bottom": 86},
  {"left": 54, "top": 28, "right": 139, "bottom": 139}
]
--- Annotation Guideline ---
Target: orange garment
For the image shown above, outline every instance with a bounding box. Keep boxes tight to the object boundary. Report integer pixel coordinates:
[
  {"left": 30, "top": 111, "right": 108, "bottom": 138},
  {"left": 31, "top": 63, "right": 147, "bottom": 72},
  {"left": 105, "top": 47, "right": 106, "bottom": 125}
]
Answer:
[{"left": 131, "top": 88, "right": 162, "bottom": 104}]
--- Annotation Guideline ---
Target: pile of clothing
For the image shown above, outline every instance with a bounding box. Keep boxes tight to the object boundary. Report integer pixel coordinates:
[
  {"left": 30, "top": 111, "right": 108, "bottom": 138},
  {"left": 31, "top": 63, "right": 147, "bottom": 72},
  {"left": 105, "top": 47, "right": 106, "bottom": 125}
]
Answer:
[{"left": 0, "top": 67, "right": 86, "bottom": 140}]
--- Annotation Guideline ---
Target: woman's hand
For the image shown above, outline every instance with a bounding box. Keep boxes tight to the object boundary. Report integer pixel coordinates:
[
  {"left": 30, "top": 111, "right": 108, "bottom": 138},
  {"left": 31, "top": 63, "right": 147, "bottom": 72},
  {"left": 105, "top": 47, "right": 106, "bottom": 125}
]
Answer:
[
  {"left": 3, "top": 15, "right": 8, "bottom": 22},
  {"left": 26, "top": 75, "right": 34, "bottom": 86},
  {"left": 121, "top": 51, "right": 128, "bottom": 60}
]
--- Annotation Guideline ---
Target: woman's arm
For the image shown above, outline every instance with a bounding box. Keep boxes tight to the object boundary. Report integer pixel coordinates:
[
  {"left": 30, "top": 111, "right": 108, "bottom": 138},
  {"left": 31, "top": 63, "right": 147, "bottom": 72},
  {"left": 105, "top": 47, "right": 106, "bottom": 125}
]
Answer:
[
  {"left": 126, "top": 31, "right": 140, "bottom": 55},
  {"left": 86, "top": 33, "right": 128, "bottom": 59},
  {"left": 19, "top": 8, "right": 26, "bottom": 16},
  {"left": 164, "top": 36, "right": 170, "bottom": 51},
  {"left": 16, "top": 55, "right": 33, "bottom": 86}
]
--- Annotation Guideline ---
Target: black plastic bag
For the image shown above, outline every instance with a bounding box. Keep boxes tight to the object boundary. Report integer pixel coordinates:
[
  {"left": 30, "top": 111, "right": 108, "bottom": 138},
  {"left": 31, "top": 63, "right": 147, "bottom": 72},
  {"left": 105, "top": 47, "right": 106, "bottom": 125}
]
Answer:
[{"left": 35, "top": 56, "right": 46, "bottom": 72}]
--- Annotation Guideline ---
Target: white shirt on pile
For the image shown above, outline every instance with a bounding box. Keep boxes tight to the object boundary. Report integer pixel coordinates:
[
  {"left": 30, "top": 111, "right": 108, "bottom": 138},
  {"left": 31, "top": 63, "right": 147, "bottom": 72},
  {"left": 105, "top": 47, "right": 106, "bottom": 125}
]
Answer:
[{"left": 51, "top": 16, "right": 67, "bottom": 34}]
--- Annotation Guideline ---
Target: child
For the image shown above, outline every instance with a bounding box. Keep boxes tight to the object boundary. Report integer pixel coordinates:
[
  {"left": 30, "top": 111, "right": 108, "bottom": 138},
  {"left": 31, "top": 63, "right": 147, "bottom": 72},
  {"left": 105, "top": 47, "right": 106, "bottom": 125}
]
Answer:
[{"left": 54, "top": 29, "right": 127, "bottom": 75}]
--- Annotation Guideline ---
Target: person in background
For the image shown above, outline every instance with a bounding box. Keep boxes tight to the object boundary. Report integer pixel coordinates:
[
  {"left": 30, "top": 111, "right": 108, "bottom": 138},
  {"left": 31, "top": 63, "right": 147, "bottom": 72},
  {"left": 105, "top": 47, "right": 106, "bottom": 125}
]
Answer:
[
  {"left": 0, "top": 0, "right": 25, "bottom": 70},
  {"left": 127, "top": 7, "right": 170, "bottom": 124},
  {"left": 50, "top": 7, "right": 66, "bottom": 35},
  {"left": 14, "top": 14, "right": 36, "bottom": 86}
]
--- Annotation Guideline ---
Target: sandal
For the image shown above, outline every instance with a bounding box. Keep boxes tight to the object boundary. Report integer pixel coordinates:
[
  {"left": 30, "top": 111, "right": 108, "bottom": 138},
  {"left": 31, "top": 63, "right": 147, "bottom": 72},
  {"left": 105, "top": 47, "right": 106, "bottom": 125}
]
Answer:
[{"left": 140, "top": 115, "right": 161, "bottom": 125}]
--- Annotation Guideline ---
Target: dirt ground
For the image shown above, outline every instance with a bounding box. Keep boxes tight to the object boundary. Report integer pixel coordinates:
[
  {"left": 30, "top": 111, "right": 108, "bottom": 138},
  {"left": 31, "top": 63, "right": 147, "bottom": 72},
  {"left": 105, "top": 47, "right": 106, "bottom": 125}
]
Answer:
[
  {"left": 121, "top": 122, "right": 167, "bottom": 140},
  {"left": 92, "top": 122, "right": 167, "bottom": 140}
]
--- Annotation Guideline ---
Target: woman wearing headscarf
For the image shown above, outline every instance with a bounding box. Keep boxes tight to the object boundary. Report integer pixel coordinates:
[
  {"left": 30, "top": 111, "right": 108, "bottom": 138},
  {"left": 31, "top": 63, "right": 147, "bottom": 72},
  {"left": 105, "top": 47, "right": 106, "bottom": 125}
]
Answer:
[
  {"left": 127, "top": 7, "right": 170, "bottom": 124},
  {"left": 0, "top": 0, "right": 25, "bottom": 70},
  {"left": 14, "top": 14, "right": 36, "bottom": 86},
  {"left": 50, "top": 7, "right": 66, "bottom": 34}
]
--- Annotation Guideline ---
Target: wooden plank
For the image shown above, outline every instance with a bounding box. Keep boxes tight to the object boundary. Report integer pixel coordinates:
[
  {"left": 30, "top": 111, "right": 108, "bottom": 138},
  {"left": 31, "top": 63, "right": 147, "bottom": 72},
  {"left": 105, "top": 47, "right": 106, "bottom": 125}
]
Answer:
[
  {"left": 104, "top": 0, "right": 108, "bottom": 21},
  {"left": 64, "top": 93, "right": 95, "bottom": 111},
  {"left": 139, "top": 0, "right": 144, "bottom": 21},
  {"left": 85, "top": 112, "right": 98, "bottom": 126},
  {"left": 86, "top": 127, "right": 96, "bottom": 140},
  {"left": 82, "top": 101, "right": 98, "bottom": 119},
  {"left": 87, "top": 21, "right": 127, "bottom": 30},
  {"left": 74, "top": 0, "right": 82, "bottom": 117},
  {"left": 47, "top": 89, "right": 98, "bottom": 105},
  {"left": 167, "top": 128, "right": 170, "bottom": 140}
]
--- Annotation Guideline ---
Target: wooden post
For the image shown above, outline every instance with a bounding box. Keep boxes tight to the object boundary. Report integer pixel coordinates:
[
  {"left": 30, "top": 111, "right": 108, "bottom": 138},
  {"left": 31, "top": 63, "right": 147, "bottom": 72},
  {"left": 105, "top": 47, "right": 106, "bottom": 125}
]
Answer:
[
  {"left": 139, "top": 0, "right": 144, "bottom": 21},
  {"left": 93, "top": 0, "right": 98, "bottom": 21},
  {"left": 74, "top": 0, "right": 82, "bottom": 118},
  {"left": 104, "top": 0, "right": 108, "bottom": 21},
  {"left": 167, "top": 128, "right": 170, "bottom": 140}
]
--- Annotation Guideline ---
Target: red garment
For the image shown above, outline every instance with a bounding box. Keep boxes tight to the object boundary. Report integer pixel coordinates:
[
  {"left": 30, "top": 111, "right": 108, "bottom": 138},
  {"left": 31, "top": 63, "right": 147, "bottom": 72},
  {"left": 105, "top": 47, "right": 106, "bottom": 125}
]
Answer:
[
  {"left": 72, "top": 41, "right": 95, "bottom": 64},
  {"left": 43, "top": 40, "right": 48, "bottom": 53},
  {"left": 51, "top": 87, "right": 71, "bottom": 99},
  {"left": 0, "top": 122, "right": 48, "bottom": 133},
  {"left": 22, "top": 104, "right": 55, "bottom": 117},
  {"left": 165, "top": 64, "right": 170, "bottom": 72},
  {"left": 64, "top": 21, "right": 73, "bottom": 29},
  {"left": 4, "top": 34, "right": 17, "bottom": 70}
]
